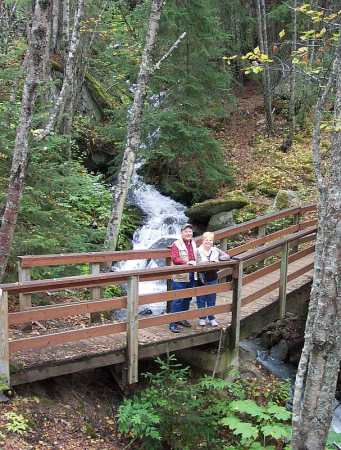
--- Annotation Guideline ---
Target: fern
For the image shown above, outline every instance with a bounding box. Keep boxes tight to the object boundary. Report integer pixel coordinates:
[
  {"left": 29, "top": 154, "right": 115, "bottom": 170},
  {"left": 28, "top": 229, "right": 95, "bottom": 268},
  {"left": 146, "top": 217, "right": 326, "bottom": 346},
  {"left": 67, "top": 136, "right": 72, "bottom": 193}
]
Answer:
[
  {"left": 221, "top": 415, "right": 259, "bottom": 441},
  {"left": 229, "top": 400, "right": 269, "bottom": 421},
  {"left": 266, "top": 403, "right": 292, "bottom": 421},
  {"left": 261, "top": 423, "right": 291, "bottom": 440}
]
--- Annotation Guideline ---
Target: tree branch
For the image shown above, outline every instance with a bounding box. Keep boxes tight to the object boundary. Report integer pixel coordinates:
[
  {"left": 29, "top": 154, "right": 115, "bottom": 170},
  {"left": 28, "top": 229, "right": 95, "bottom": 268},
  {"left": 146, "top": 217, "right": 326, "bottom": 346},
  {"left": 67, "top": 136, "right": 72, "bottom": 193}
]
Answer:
[{"left": 152, "top": 32, "right": 187, "bottom": 72}]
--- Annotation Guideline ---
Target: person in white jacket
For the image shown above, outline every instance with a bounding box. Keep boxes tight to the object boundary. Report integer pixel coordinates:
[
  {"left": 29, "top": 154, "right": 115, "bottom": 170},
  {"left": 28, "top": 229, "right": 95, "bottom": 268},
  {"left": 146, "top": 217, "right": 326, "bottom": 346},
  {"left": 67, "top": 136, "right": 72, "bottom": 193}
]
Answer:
[{"left": 196, "top": 232, "right": 230, "bottom": 327}]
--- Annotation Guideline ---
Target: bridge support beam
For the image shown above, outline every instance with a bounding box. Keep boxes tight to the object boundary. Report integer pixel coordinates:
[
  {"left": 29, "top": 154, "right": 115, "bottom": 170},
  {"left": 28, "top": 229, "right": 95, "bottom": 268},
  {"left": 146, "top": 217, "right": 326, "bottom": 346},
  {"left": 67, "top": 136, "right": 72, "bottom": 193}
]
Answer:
[
  {"left": 127, "top": 275, "right": 139, "bottom": 384},
  {"left": 0, "top": 290, "right": 9, "bottom": 388}
]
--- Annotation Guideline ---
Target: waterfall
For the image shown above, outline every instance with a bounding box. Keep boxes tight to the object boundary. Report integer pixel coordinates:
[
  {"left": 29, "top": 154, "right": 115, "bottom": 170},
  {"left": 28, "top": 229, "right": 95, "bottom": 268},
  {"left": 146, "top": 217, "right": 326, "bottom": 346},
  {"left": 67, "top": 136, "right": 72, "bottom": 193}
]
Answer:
[{"left": 116, "top": 162, "right": 187, "bottom": 317}]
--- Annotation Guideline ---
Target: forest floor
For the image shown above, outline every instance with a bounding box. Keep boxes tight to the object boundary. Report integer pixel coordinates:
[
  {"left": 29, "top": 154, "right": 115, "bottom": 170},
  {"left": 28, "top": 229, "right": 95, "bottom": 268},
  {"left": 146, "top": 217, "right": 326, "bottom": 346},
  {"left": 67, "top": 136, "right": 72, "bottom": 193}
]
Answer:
[
  {"left": 0, "top": 81, "right": 317, "bottom": 450},
  {"left": 0, "top": 369, "right": 129, "bottom": 450}
]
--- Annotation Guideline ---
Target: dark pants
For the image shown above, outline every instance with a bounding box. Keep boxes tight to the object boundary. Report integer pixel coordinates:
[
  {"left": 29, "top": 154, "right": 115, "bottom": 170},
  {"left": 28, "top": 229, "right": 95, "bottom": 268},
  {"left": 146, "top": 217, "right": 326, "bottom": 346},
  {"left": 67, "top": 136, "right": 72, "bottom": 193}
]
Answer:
[
  {"left": 196, "top": 279, "right": 217, "bottom": 321},
  {"left": 169, "top": 273, "right": 195, "bottom": 327}
]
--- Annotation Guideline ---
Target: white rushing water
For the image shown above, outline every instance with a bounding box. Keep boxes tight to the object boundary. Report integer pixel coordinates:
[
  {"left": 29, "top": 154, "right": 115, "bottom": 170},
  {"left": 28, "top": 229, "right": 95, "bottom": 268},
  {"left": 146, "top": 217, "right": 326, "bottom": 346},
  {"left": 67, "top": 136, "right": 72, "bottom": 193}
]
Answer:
[{"left": 116, "top": 162, "right": 187, "bottom": 316}]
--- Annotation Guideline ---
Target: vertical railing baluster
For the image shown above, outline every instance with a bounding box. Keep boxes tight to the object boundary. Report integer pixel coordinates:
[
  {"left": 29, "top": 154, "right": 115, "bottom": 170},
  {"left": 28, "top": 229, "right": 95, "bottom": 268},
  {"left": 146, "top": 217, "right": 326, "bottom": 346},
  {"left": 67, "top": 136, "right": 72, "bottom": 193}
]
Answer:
[
  {"left": 279, "top": 241, "right": 289, "bottom": 319},
  {"left": 18, "top": 263, "right": 32, "bottom": 330},
  {"left": 0, "top": 289, "right": 9, "bottom": 388},
  {"left": 127, "top": 275, "right": 139, "bottom": 384},
  {"left": 90, "top": 263, "right": 101, "bottom": 323},
  {"left": 166, "top": 256, "right": 172, "bottom": 313},
  {"left": 230, "top": 262, "right": 243, "bottom": 365}
]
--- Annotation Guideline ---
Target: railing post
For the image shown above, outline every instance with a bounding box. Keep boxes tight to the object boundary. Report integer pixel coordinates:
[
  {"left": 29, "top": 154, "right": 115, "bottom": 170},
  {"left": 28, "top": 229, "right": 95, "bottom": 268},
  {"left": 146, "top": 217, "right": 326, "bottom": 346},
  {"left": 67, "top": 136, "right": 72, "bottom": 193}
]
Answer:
[
  {"left": 292, "top": 211, "right": 301, "bottom": 253},
  {"left": 90, "top": 263, "right": 101, "bottom": 323},
  {"left": 18, "top": 263, "right": 32, "bottom": 311},
  {"left": 127, "top": 275, "right": 139, "bottom": 384},
  {"left": 0, "top": 290, "right": 10, "bottom": 388},
  {"left": 279, "top": 241, "right": 289, "bottom": 319},
  {"left": 18, "top": 263, "right": 32, "bottom": 331},
  {"left": 230, "top": 262, "right": 243, "bottom": 365},
  {"left": 258, "top": 225, "right": 266, "bottom": 239},
  {"left": 166, "top": 256, "right": 172, "bottom": 313}
]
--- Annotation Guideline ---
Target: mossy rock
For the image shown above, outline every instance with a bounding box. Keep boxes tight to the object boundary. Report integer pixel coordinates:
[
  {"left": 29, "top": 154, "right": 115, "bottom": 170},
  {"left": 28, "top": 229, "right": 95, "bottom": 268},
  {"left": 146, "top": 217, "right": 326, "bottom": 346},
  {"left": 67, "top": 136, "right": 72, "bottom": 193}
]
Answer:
[{"left": 186, "top": 193, "right": 248, "bottom": 223}]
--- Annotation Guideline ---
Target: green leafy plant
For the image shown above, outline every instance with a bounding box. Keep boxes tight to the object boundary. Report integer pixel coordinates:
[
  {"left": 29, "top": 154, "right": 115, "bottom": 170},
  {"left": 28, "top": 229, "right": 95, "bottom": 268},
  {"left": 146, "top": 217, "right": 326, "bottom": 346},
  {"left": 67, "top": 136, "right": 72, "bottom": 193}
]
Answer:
[
  {"left": 221, "top": 400, "right": 291, "bottom": 448},
  {"left": 5, "top": 412, "right": 29, "bottom": 435},
  {"left": 118, "top": 356, "right": 293, "bottom": 449},
  {"left": 0, "top": 375, "right": 9, "bottom": 392}
]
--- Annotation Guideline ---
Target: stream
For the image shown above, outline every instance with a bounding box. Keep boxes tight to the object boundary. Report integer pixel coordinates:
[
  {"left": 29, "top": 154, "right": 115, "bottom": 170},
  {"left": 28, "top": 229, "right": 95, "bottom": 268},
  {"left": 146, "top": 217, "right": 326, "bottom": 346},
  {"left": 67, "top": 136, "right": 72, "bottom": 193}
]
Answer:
[
  {"left": 116, "top": 161, "right": 187, "bottom": 318},
  {"left": 241, "top": 338, "right": 341, "bottom": 434}
]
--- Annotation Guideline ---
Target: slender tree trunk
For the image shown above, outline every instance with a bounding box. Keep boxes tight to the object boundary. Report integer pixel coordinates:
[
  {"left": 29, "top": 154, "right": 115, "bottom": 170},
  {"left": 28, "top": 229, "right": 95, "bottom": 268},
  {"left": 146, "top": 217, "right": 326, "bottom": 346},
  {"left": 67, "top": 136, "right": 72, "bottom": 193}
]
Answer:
[
  {"left": 256, "top": 0, "right": 273, "bottom": 134},
  {"left": 62, "top": 0, "right": 70, "bottom": 52},
  {"left": 292, "top": 32, "right": 341, "bottom": 450},
  {"left": 104, "top": 0, "right": 165, "bottom": 251},
  {"left": 39, "top": 0, "right": 84, "bottom": 140},
  {"left": 0, "top": 0, "right": 51, "bottom": 281},
  {"left": 281, "top": 0, "right": 297, "bottom": 152}
]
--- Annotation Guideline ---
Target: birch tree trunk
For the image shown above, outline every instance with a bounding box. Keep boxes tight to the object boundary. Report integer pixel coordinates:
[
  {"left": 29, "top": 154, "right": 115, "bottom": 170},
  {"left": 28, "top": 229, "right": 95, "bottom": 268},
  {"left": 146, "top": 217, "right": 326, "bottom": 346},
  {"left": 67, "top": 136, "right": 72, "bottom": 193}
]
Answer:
[
  {"left": 104, "top": 0, "right": 165, "bottom": 251},
  {"left": 291, "top": 32, "right": 341, "bottom": 450},
  {"left": 39, "top": 0, "right": 84, "bottom": 140},
  {"left": 0, "top": 0, "right": 51, "bottom": 281},
  {"left": 256, "top": 0, "right": 273, "bottom": 134}
]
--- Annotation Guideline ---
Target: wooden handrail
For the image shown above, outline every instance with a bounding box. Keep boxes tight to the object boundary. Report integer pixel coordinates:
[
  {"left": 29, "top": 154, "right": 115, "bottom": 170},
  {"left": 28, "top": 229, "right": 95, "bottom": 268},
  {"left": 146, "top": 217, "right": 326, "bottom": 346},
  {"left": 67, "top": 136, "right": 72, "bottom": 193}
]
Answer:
[
  {"left": 17, "top": 204, "right": 316, "bottom": 268},
  {"left": 1, "top": 260, "right": 237, "bottom": 294},
  {"left": 235, "top": 227, "right": 317, "bottom": 262}
]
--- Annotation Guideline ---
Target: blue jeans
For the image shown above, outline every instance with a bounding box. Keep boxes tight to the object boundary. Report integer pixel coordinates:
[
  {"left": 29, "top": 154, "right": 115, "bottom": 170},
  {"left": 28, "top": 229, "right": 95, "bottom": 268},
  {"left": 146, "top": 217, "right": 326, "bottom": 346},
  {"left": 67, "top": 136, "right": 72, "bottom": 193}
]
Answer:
[
  {"left": 169, "top": 273, "right": 195, "bottom": 327},
  {"left": 196, "top": 279, "right": 217, "bottom": 321}
]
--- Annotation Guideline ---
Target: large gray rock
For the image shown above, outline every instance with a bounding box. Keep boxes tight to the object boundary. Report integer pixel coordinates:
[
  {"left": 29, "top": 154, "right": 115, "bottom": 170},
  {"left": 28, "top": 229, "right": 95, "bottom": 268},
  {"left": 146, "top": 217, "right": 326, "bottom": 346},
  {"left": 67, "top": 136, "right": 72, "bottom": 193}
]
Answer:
[
  {"left": 186, "top": 193, "right": 248, "bottom": 224},
  {"left": 208, "top": 210, "right": 234, "bottom": 231},
  {"left": 272, "top": 189, "right": 301, "bottom": 211}
]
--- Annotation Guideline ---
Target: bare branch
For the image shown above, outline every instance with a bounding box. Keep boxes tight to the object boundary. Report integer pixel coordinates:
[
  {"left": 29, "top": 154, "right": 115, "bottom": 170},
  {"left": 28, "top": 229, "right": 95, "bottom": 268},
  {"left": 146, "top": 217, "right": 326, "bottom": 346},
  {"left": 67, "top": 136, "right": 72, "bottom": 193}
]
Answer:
[{"left": 153, "top": 32, "right": 187, "bottom": 72}]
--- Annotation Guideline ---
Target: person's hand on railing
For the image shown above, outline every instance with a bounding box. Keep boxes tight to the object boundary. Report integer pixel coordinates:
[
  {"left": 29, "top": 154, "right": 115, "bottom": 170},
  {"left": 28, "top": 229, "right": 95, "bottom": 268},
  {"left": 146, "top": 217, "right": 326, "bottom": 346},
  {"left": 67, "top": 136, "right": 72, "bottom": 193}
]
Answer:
[{"left": 188, "top": 260, "right": 196, "bottom": 265}]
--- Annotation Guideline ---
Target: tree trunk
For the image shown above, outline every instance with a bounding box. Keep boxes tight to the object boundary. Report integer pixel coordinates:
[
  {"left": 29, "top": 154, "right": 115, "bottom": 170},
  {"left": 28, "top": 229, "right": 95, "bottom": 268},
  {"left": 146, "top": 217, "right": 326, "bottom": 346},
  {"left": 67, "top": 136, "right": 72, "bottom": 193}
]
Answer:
[
  {"left": 40, "top": 0, "right": 84, "bottom": 140},
  {"left": 281, "top": 0, "right": 297, "bottom": 152},
  {"left": 291, "top": 32, "right": 341, "bottom": 450},
  {"left": 104, "top": 0, "right": 165, "bottom": 251},
  {"left": 256, "top": 0, "right": 273, "bottom": 134},
  {"left": 0, "top": 0, "right": 51, "bottom": 281}
]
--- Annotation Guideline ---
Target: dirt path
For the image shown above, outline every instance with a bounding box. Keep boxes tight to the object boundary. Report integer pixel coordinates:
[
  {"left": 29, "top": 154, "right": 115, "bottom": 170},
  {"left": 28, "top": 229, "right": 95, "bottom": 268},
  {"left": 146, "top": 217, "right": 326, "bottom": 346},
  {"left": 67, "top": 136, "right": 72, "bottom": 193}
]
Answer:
[{"left": 216, "top": 81, "right": 265, "bottom": 186}]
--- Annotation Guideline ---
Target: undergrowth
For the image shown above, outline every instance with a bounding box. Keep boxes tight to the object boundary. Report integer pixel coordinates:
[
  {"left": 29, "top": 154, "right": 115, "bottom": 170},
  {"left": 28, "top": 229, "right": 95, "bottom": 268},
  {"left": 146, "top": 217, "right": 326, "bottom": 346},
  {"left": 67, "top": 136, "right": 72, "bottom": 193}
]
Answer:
[{"left": 118, "top": 356, "right": 341, "bottom": 450}]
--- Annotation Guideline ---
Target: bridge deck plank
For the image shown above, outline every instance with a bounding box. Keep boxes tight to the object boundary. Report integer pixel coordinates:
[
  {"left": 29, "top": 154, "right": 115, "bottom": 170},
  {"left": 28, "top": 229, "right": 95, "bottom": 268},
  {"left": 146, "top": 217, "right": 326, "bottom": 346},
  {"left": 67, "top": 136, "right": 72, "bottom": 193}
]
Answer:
[{"left": 9, "top": 254, "right": 314, "bottom": 385}]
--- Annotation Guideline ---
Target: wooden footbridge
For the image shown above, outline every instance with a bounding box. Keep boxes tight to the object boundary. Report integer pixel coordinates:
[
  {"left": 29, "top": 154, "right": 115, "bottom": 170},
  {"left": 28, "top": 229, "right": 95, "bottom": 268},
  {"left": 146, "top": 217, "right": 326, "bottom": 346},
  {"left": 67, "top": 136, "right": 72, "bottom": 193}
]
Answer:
[{"left": 0, "top": 205, "right": 317, "bottom": 387}]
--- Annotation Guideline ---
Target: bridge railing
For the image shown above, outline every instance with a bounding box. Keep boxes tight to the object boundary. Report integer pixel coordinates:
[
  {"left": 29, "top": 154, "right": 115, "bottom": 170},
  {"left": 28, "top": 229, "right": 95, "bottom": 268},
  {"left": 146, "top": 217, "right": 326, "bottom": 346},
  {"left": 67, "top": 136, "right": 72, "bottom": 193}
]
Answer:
[
  {"left": 0, "top": 205, "right": 317, "bottom": 386},
  {"left": 1, "top": 259, "right": 237, "bottom": 385},
  {"left": 16, "top": 204, "right": 316, "bottom": 312}
]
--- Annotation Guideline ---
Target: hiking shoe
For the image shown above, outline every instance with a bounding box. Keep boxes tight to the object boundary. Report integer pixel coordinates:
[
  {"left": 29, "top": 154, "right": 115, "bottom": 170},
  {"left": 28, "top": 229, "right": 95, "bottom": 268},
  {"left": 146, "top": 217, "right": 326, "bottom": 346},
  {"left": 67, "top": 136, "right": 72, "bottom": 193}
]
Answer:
[
  {"left": 178, "top": 320, "right": 191, "bottom": 328},
  {"left": 210, "top": 319, "right": 218, "bottom": 327},
  {"left": 169, "top": 323, "right": 180, "bottom": 333},
  {"left": 199, "top": 319, "right": 206, "bottom": 326}
]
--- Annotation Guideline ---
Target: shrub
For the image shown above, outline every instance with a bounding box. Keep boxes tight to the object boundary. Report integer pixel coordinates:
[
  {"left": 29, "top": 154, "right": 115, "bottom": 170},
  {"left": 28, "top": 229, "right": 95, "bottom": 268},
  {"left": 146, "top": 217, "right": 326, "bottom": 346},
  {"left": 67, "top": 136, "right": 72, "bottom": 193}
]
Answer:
[{"left": 117, "top": 356, "right": 294, "bottom": 450}]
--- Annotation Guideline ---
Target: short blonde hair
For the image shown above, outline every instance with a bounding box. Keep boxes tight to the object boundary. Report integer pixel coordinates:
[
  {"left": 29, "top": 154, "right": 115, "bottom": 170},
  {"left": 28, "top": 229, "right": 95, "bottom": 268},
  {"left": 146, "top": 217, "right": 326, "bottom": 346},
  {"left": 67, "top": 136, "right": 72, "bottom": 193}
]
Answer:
[{"left": 202, "top": 231, "right": 214, "bottom": 241}]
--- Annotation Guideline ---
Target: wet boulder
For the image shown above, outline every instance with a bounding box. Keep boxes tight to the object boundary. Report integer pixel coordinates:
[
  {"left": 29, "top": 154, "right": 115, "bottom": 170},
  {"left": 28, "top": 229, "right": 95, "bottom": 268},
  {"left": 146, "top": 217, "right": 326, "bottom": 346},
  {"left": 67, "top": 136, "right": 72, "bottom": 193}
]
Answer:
[{"left": 186, "top": 193, "right": 248, "bottom": 225}]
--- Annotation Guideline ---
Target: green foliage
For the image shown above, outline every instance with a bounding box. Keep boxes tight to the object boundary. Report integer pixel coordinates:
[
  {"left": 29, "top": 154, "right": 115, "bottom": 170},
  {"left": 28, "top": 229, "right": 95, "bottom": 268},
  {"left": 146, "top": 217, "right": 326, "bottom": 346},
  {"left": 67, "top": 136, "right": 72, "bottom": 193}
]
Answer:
[
  {"left": 5, "top": 412, "right": 29, "bottom": 435},
  {"left": 138, "top": 0, "right": 234, "bottom": 204},
  {"left": 118, "top": 356, "right": 293, "bottom": 449},
  {"left": 141, "top": 113, "right": 232, "bottom": 204},
  {"left": 221, "top": 400, "right": 291, "bottom": 448},
  {"left": 326, "top": 431, "right": 341, "bottom": 450},
  {"left": 0, "top": 375, "right": 9, "bottom": 392}
]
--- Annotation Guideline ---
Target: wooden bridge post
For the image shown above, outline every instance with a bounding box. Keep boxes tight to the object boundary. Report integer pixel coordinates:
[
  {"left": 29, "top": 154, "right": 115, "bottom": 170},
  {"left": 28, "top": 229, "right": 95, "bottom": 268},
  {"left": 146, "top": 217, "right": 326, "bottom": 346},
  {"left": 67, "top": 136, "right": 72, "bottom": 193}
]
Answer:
[
  {"left": 18, "top": 263, "right": 32, "bottom": 331},
  {"left": 279, "top": 241, "right": 289, "bottom": 319},
  {"left": 127, "top": 275, "right": 139, "bottom": 384},
  {"left": 292, "top": 212, "right": 301, "bottom": 253},
  {"left": 166, "top": 256, "right": 172, "bottom": 313},
  {"left": 0, "top": 290, "right": 10, "bottom": 388},
  {"left": 18, "top": 263, "right": 32, "bottom": 311},
  {"left": 230, "top": 262, "right": 243, "bottom": 365},
  {"left": 90, "top": 263, "right": 101, "bottom": 323}
]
